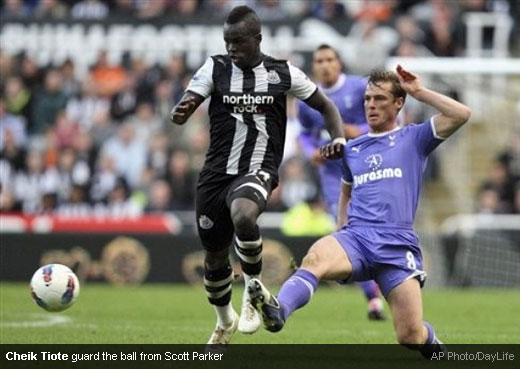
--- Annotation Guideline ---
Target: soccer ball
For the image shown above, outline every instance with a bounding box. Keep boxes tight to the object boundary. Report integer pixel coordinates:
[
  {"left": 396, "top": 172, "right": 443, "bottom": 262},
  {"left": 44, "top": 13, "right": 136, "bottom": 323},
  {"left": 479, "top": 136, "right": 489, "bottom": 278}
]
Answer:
[{"left": 30, "top": 264, "right": 80, "bottom": 312}]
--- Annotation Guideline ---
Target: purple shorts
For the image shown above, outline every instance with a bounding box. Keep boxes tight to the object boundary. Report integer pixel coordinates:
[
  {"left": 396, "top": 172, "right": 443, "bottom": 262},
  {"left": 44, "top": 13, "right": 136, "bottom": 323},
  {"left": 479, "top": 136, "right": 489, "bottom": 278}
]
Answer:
[{"left": 332, "top": 225, "right": 426, "bottom": 298}]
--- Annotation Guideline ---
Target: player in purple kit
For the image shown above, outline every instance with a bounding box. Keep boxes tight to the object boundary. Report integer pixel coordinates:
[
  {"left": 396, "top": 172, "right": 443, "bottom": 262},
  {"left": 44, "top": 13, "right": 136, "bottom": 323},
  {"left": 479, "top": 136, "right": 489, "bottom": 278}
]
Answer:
[
  {"left": 249, "top": 66, "right": 471, "bottom": 357},
  {"left": 298, "top": 44, "right": 385, "bottom": 320}
]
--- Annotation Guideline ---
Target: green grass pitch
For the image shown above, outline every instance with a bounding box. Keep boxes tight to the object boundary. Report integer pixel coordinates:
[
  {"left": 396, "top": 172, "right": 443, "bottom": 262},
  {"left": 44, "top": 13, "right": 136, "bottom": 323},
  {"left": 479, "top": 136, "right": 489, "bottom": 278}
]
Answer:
[{"left": 1, "top": 282, "right": 519, "bottom": 344}]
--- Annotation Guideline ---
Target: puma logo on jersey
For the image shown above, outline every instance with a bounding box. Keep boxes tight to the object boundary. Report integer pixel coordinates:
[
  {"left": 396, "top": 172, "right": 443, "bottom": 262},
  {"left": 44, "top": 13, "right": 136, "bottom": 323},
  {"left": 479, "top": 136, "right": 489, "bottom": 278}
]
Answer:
[{"left": 352, "top": 147, "right": 360, "bottom": 152}]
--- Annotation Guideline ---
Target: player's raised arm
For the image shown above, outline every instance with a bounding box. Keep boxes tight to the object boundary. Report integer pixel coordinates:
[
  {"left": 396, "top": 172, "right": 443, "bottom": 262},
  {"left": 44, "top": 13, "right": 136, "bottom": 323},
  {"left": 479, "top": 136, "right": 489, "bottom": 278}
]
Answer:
[
  {"left": 170, "top": 92, "right": 204, "bottom": 125},
  {"left": 396, "top": 64, "right": 471, "bottom": 138},
  {"left": 304, "top": 90, "right": 346, "bottom": 160}
]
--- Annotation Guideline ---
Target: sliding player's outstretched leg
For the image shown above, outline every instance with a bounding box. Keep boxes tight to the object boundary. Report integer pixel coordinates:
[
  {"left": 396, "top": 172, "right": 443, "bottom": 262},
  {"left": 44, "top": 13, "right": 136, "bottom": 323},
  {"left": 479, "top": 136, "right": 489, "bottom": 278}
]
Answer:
[
  {"left": 248, "top": 278, "right": 285, "bottom": 332},
  {"left": 204, "top": 250, "right": 239, "bottom": 345}
]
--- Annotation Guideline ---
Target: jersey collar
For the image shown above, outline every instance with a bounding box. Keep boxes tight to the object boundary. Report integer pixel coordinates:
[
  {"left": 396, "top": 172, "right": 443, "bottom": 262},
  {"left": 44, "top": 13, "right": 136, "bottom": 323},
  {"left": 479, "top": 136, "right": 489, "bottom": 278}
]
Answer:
[
  {"left": 320, "top": 73, "right": 346, "bottom": 94},
  {"left": 367, "top": 126, "right": 401, "bottom": 137}
]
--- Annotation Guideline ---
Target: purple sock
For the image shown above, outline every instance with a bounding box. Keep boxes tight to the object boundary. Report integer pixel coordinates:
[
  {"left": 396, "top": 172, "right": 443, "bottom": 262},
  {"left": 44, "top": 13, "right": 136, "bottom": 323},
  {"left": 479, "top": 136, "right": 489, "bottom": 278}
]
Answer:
[
  {"left": 423, "top": 321, "right": 437, "bottom": 344},
  {"left": 358, "top": 280, "right": 380, "bottom": 301},
  {"left": 277, "top": 269, "right": 319, "bottom": 320}
]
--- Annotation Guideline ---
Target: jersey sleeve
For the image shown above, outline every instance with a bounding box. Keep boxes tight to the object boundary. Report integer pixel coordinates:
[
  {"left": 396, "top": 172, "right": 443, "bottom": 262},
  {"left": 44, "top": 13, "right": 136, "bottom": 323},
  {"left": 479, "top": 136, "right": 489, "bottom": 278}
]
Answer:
[
  {"left": 186, "top": 57, "right": 214, "bottom": 98},
  {"left": 297, "top": 102, "right": 319, "bottom": 158},
  {"left": 410, "top": 117, "right": 445, "bottom": 156},
  {"left": 341, "top": 154, "right": 353, "bottom": 184},
  {"left": 288, "top": 63, "right": 317, "bottom": 100}
]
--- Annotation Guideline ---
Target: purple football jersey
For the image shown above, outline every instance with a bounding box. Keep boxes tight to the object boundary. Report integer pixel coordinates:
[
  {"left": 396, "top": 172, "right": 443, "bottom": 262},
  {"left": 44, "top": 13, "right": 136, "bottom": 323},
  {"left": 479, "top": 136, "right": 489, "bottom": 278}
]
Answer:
[
  {"left": 341, "top": 118, "right": 444, "bottom": 229},
  {"left": 298, "top": 74, "right": 369, "bottom": 216}
]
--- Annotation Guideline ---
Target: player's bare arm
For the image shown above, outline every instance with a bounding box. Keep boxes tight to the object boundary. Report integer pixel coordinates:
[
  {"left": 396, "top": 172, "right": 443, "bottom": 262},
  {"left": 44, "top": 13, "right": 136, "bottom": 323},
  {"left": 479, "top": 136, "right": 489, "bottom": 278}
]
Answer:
[
  {"left": 170, "top": 92, "right": 204, "bottom": 125},
  {"left": 337, "top": 181, "right": 351, "bottom": 229},
  {"left": 344, "top": 124, "right": 363, "bottom": 139},
  {"left": 304, "top": 89, "right": 345, "bottom": 159},
  {"left": 396, "top": 64, "right": 471, "bottom": 138}
]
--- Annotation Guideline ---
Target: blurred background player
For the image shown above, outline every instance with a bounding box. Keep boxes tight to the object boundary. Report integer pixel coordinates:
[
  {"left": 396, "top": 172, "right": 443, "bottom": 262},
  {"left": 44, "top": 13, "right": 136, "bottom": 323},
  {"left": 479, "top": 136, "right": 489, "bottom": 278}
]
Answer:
[
  {"left": 298, "top": 44, "right": 385, "bottom": 320},
  {"left": 170, "top": 6, "right": 345, "bottom": 346},
  {"left": 249, "top": 65, "right": 471, "bottom": 358}
]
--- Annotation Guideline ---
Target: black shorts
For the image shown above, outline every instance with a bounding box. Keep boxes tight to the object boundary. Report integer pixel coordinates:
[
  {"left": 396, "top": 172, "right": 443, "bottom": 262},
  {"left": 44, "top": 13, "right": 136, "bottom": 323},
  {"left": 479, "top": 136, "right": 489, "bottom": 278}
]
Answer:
[{"left": 196, "top": 169, "right": 275, "bottom": 251}]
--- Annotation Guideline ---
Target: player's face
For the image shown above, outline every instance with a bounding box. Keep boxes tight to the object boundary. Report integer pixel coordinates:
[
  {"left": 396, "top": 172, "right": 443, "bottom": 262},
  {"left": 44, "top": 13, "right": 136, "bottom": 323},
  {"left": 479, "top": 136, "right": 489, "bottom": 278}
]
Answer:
[
  {"left": 312, "top": 49, "right": 341, "bottom": 86},
  {"left": 364, "top": 82, "right": 403, "bottom": 131},
  {"left": 224, "top": 21, "right": 261, "bottom": 69}
]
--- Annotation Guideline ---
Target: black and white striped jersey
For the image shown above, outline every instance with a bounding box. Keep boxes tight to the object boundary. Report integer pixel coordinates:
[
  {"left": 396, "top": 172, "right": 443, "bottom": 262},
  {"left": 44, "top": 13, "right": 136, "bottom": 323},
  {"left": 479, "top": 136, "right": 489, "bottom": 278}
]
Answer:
[{"left": 186, "top": 53, "right": 317, "bottom": 178}]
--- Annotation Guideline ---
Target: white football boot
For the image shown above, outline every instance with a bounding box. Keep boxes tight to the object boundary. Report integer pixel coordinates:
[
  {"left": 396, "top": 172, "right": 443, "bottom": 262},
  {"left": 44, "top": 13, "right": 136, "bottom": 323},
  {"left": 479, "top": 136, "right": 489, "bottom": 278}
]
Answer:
[
  {"left": 238, "top": 290, "right": 261, "bottom": 334},
  {"left": 206, "top": 309, "right": 239, "bottom": 346}
]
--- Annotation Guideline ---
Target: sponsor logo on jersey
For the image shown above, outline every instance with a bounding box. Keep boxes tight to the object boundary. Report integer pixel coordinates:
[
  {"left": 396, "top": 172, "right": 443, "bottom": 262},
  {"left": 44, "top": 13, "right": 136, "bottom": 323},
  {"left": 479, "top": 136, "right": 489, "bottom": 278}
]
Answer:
[
  {"left": 365, "top": 154, "right": 383, "bottom": 170},
  {"left": 199, "top": 215, "right": 214, "bottom": 230},
  {"left": 267, "top": 70, "right": 281, "bottom": 84},
  {"left": 223, "top": 94, "right": 275, "bottom": 114},
  {"left": 353, "top": 154, "right": 402, "bottom": 187},
  {"left": 353, "top": 168, "right": 403, "bottom": 188}
]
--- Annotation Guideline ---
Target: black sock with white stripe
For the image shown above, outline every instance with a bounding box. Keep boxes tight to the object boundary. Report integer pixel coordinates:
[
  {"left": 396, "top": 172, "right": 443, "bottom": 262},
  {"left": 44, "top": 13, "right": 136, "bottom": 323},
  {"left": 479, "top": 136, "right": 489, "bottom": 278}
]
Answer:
[
  {"left": 235, "top": 226, "right": 262, "bottom": 276},
  {"left": 204, "top": 264, "right": 235, "bottom": 328},
  {"left": 234, "top": 226, "right": 262, "bottom": 285}
]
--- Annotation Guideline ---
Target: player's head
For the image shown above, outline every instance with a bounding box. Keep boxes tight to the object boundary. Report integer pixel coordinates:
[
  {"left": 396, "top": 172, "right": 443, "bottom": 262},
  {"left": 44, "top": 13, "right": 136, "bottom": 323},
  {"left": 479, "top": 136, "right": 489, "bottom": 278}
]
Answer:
[
  {"left": 364, "top": 69, "right": 406, "bottom": 132},
  {"left": 312, "top": 44, "right": 342, "bottom": 87},
  {"left": 224, "top": 6, "right": 262, "bottom": 69}
]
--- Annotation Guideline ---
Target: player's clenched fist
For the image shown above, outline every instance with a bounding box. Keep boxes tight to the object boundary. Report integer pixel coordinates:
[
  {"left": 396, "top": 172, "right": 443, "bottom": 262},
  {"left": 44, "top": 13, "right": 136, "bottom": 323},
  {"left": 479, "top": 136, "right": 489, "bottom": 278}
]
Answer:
[{"left": 320, "top": 138, "right": 346, "bottom": 160}]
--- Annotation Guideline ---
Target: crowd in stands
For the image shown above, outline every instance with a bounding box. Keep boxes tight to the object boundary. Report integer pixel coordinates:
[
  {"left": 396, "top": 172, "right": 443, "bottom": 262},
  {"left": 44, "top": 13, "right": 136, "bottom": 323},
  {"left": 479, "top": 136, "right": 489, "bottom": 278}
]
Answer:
[
  {"left": 477, "top": 132, "right": 520, "bottom": 214},
  {"left": 0, "top": 0, "right": 519, "bottom": 218}
]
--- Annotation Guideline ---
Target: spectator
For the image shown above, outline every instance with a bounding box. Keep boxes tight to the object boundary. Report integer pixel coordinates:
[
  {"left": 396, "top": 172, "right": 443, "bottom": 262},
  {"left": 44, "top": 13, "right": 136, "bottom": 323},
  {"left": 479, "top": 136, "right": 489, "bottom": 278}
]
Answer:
[
  {"left": 129, "top": 102, "right": 162, "bottom": 144},
  {"left": 279, "top": 156, "right": 319, "bottom": 209},
  {"left": 53, "top": 110, "right": 80, "bottom": 149},
  {"left": 146, "top": 132, "right": 169, "bottom": 177},
  {"left": 89, "top": 110, "right": 117, "bottom": 149},
  {"left": 110, "top": 75, "right": 138, "bottom": 122},
  {"left": 56, "top": 185, "right": 91, "bottom": 217},
  {"left": 19, "top": 55, "right": 43, "bottom": 91},
  {"left": 423, "top": 1, "right": 462, "bottom": 56},
  {"left": 137, "top": 0, "right": 169, "bottom": 18},
  {"left": 112, "top": 0, "right": 135, "bottom": 17},
  {"left": 165, "top": 148, "right": 196, "bottom": 210},
  {"left": 497, "top": 132, "right": 520, "bottom": 180},
  {"left": 309, "top": 0, "right": 348, "bottom": 20},
  {"left": 71, "top": 0, "right": 109, "bottom": 19},
  {"left": 0, "top": 0, "right": 30, "bottom": 19},
  {"left": 60, "top": 59, "right": 81, "bottom": 99},
  {"left": 101, "top": 121, "right": 146, "bottom": 188},
  {"left": 4, "top": 76, "right": 32, "bottom": 123},
  {"left": 145, "top": 179, "right": 173, "bottom": 212},
  {"left": 90, "top": 154, "right": 118, "bottom": 202},
  {"left": 253, "top": 0, "right": 288, "bottom": 21},
  {"left": 0, "top": 98, "right": 27, "bottom": 151},
  {"left": 154, "top": 79, "right": 175, "bottom": 125},
  {"left": 104, "top": 178, "right": 142, "bottom": 218},
  {"left": 66, "top": 77, "right": 110, "bottom": 132},
  {"left": 34, "top": 0, "right": 68, "bottom": 19},
  {"left": 91, "top": 51, "right": 127, "bottom": 98},
  {"left": 13, "top": 150, "right": 52, "bottom": 212},
  {"left": 30, "top": 69, "right": 68, "bottom": 135},
  {"left": 172, "top": 0, "right": 200, "bottom": 16},
  {"left": 55, "top": 148, "right": 90, "bottom": 204},
  {"left": 476, "top": 183, "right": 502, "bottom": 213},
  {"left": 479, "top": 159, "right": 516, "bottom": 213}
]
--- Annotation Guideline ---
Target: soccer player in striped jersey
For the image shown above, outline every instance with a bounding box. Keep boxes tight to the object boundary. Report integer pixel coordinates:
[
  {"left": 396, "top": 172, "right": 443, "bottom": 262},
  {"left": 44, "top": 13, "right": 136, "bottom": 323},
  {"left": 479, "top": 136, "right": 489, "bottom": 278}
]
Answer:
[
  {"left": 249, "top": 66, "right": 471, "bottom": 358},
  {"left": 170, "top": 5, "right": 346, "bottom": 345},
  {"left": 298, "top": 44, "right": 385, "bottom": 320}
]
